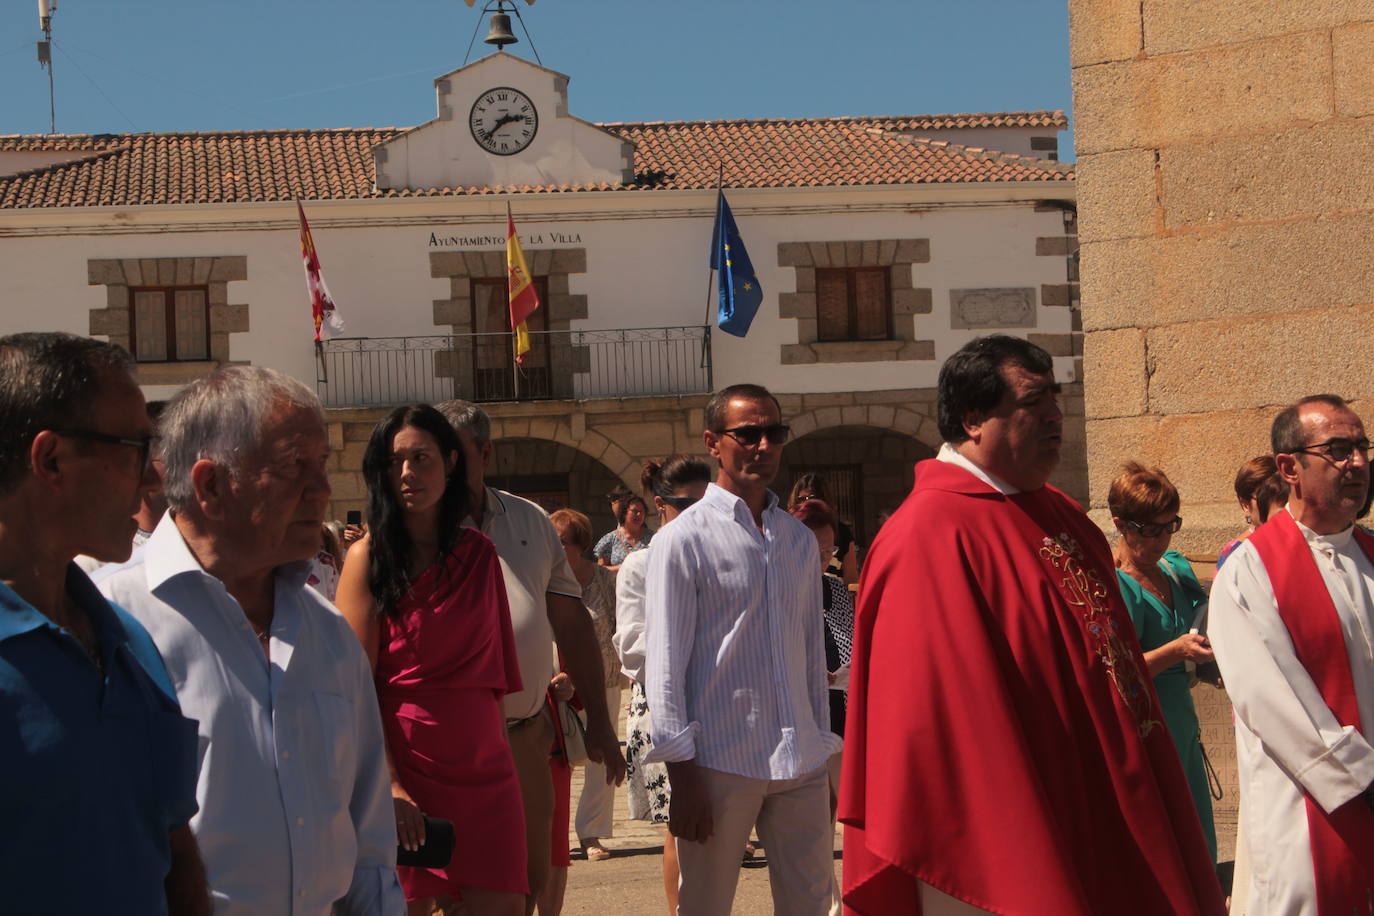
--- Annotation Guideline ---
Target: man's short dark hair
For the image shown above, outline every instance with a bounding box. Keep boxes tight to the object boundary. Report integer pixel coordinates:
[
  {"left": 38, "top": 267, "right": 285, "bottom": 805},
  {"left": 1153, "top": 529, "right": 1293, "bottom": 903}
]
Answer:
[
  {"left": 1271, "top": 394, "right": 1350, "bottom": 455},
  {"left": 704, "top": 383, "right": 782, "bottom": 433},
  {"left": 937, "top": 335, "right": 1054, "bottom": 444},
  {"left": 0, "top": 332, "right": 135, "bottom": 496}
]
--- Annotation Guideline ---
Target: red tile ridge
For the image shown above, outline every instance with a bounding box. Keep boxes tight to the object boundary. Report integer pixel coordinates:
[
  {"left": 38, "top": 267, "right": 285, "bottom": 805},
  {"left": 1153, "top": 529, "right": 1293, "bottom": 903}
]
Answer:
[
  {"left": 598, "top": 110, "right": 1067, "bottom": 130},
  {"left": 867, "top": 129, "right": 1075, "bottom": 176}
]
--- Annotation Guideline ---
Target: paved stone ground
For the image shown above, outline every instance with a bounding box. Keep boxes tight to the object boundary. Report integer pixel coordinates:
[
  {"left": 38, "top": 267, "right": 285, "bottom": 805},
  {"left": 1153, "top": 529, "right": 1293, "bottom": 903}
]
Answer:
[
  {"left": 560, "top": 763, "right": 841, "bottom": 916},
  {"left": 556, "top": 703, "right": 840, "bottom": 915},
  {"left": 554, "top": 708, "right": 1233, "bottom": 915}
]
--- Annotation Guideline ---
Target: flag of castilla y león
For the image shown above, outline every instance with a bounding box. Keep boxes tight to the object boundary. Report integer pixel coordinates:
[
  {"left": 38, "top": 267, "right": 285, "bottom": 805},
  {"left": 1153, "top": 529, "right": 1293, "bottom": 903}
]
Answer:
[
  {"left": 297, "top": 201, "right": 344, "bottom": 342},
  {"left": 506, "top": 204, "right": 541, "bottom": 365}
]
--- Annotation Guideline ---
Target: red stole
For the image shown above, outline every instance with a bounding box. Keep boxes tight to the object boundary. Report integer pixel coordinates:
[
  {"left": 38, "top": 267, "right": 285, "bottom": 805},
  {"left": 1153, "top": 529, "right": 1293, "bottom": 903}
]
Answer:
[{"left": 1249, "top": 511, "right": 1374, "bottom": 913}]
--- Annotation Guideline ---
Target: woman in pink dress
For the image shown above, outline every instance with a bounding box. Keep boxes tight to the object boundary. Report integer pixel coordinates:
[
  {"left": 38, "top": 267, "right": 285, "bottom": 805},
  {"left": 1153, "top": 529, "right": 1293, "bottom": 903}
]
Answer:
[{"left": 337, "top": 404, "right": 525, "bottom": 916}]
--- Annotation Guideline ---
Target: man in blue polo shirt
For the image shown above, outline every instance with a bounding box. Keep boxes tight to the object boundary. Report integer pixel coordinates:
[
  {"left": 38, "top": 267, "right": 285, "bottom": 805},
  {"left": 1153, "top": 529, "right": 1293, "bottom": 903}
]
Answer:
[{"left": 0, "top": 332, "right": 208, "bottom": 915}]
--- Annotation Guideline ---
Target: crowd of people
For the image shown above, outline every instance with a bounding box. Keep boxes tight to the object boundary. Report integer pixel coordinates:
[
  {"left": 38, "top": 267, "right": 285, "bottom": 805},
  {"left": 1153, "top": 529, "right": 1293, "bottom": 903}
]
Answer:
[{"left": 2, "top": 328, "right": 1371, "bottom": 916}]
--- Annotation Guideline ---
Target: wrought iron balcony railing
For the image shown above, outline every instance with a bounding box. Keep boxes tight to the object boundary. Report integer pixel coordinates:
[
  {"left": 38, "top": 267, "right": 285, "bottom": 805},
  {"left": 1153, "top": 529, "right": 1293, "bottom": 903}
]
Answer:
[{"left": 316, "top": 326, "right": 712, "bottom": 408}]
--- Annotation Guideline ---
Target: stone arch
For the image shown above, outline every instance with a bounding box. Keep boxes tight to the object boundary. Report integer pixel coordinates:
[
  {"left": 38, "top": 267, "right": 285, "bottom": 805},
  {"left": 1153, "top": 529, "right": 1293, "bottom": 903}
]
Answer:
[
  {"left": 487, "top": 416, "right": 642, "bottom": 495},
  {"left": 776, "top": 423, "right": 935, "bottom": 547},
  {"left": 485, "top": 419, "right": 644, "bottom": 539},
  {"left": 782, "top": 402, "right": 942, "bottom": 453}
]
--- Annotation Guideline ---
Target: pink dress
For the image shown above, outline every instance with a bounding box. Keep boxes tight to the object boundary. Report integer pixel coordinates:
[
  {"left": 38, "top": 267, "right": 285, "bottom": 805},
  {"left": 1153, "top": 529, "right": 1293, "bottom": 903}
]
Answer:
[{"left": 375, "top": 529, "right": 526, "bottom": 899}]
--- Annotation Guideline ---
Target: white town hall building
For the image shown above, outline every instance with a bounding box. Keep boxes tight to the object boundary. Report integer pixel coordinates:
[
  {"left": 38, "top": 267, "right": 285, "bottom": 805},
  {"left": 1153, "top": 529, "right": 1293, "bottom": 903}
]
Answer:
[{"left": 0, "top": 47, "right": 1078, "bottom": 540}]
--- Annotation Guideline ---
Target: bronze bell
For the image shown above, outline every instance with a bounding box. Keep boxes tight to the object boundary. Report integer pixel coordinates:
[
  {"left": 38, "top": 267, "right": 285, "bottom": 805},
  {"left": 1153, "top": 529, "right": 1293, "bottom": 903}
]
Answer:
[{"left": 484, "top": 12, "right": 518, "bottom": 48}]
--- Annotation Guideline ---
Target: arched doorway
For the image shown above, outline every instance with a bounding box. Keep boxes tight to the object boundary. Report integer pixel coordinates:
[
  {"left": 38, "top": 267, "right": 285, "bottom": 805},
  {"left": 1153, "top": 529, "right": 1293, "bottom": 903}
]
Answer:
[
  {"left": 485, "top": 437, "right": 625, "bottom": 540},
  {"left": 776, "top": 425, "right": 933, "bottom": 550}
]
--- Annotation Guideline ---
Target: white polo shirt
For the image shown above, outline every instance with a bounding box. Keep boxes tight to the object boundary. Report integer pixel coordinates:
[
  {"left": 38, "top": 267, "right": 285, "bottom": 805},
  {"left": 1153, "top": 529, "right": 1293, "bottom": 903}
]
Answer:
[{"left": 467, "top": 486, "right": 582, "bottom": 720}]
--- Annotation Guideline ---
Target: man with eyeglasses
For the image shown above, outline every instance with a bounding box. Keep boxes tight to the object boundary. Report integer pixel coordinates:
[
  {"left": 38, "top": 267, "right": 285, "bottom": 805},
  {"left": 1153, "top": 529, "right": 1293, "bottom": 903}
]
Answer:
[
  {"left": 643, "top": 382, "right": 841, "bottom": 915},
  {"left": 839, "top": 336, "right": 1224, "bottom": 916},
  {"left": 1210, "top": 394, "right": 1374, "bottom": 915},
  {"left": 77, "top": 399, "right": 169, "bottom": 576},
  {"left": 0, "top": 332, "right": 208, "bottom": 914}
]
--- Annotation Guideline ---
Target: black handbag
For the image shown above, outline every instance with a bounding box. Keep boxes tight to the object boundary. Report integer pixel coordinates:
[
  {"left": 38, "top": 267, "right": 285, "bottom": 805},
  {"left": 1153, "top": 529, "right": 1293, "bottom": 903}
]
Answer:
[{"left": 396, "top": 816, "right": 456, "bottom": 869}]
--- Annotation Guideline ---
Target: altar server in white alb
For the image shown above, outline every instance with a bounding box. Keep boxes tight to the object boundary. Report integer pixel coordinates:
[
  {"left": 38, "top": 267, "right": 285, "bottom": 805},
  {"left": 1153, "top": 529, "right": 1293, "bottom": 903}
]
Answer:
[{"left": 1210, "top": 393, "right": 1374, "bottom": 916}]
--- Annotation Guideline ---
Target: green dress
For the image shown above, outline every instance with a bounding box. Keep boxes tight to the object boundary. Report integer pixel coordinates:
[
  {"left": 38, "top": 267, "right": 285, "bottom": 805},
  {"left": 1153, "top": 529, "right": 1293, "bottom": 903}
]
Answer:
[{"left": 1116, "top": 549, "right": 1217, "bottom": 862}]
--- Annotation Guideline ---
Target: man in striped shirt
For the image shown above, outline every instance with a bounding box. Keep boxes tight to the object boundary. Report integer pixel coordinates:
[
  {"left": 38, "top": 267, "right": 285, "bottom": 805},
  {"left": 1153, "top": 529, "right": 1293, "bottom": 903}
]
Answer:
[{"left": 644, "top": 383, "right": 841, "bottom": 915}]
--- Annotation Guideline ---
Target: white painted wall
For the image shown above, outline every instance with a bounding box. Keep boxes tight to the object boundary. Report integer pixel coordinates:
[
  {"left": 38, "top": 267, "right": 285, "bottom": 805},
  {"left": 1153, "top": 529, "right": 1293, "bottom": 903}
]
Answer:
[
  {"left": 913, "top": 127, "right": 1061, "bottom": 159},
  {"left": 0, "top": 150, "right": 105, "bottom": 178},
  {"left": 0, "top": 183, "right": 1075, "bottom": 400}
]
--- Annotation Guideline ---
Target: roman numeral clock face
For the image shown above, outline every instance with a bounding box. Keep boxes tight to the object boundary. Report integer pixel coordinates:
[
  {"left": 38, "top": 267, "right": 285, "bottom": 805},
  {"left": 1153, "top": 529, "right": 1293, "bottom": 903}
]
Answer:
[{"left": 469, "top": 87, "right": 538, "bottom": 156}]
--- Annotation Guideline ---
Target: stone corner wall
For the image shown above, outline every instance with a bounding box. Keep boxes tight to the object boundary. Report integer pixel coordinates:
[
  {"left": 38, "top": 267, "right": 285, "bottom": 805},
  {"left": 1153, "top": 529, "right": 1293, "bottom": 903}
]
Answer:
[
  {"left": 1070, "top": 1, "right": 1374, "bottom": 563},
  {"left": 1069, "top": 3, "right": 1374, "bottom": 861}
]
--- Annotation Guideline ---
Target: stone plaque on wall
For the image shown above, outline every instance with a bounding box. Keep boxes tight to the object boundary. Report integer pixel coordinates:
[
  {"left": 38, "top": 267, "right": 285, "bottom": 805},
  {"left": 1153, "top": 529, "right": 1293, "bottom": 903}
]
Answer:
[{"left": 949, "top": 288, "right": 1037, "bottom": 329}]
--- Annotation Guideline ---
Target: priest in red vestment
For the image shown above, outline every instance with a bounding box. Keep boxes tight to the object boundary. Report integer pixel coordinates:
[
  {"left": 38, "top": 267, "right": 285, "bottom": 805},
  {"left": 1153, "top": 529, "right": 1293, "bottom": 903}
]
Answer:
[{"left": 838, "top": 335, "right": 1224, "bottom": 916}]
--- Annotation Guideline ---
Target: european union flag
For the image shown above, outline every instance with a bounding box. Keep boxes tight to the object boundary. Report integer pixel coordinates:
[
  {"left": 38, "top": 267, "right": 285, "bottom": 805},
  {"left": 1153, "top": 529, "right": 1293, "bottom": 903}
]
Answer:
[{"left": 709, "top": 191, "right": 763, "bottom": 338}]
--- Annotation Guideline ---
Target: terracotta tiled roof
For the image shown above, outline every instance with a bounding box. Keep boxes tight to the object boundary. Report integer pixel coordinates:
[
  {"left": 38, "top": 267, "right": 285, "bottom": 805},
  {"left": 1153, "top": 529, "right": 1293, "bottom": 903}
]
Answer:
[
  {"left": 603, "top": 111, "right": 1068, "bottom": 132},
  {"left": 614, "top": 115, "right": 1072, "bottom": 189},
  {"left": 0, "top": 111, "right": 1069, "bottom": 209},
  {"left": 0, "top": 134, "right": 127, "bottom": 152}
]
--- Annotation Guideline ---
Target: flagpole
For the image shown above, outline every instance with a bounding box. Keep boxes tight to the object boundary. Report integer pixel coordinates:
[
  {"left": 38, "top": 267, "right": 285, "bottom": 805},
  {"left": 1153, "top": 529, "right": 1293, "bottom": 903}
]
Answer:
[
  {"left": 299, "top": 197, "right": 329, "bottom": 387},
  {"left": 703, "top": 163, "right": 725, "bottom": 329},
  {"left": 701, "top": 163, "right": 724, "bottom": 370},
  {"left": 316, "top": 338, "right": 328, "bottom": 384},
  {"left": 508, "top": 202, "right": 520, "bottom": 401}
]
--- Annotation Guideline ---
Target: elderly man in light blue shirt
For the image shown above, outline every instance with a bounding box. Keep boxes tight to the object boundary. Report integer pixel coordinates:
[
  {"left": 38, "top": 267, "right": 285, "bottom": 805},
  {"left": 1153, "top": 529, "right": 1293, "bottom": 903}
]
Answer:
[
  {"left": 644, "top": 383, "right": 840, "bottom": 916},
  {"left": 98, "top": 366, "right": 403, "bottom": 916}
]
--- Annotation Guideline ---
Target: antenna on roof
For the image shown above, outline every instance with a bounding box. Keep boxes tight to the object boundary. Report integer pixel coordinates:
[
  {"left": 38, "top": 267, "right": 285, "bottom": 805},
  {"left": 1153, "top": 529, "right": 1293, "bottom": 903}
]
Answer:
[{"left": 36, "top": 0, "right": 56, "bottom": 133}]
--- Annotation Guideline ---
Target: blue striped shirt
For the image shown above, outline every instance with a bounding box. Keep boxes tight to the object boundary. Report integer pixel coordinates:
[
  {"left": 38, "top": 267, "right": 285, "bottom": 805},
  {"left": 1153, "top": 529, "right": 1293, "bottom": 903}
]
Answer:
[{"left": 642, "top": 483, "right": 841, "bottom": 780}]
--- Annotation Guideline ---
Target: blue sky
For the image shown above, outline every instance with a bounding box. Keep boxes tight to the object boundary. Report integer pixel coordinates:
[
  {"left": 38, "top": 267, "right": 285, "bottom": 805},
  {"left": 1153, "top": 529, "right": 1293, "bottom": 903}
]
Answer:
[{"left": 1, "top": 0, "right": 1074, "bottom": 157}]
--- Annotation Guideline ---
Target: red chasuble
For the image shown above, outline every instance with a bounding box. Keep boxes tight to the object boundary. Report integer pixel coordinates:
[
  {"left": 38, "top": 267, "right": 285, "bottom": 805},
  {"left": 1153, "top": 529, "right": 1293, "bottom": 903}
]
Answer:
[
  {"left": 1248, "top": 510, "right": 1374, "bottom": 914},
  {"left": 838, "top": 459, "right": 1224, "bottom": 916}
]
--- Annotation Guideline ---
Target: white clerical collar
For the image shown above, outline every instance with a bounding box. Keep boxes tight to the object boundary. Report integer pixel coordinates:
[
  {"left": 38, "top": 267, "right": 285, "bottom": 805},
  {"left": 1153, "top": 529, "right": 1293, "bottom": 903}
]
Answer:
[
  {"left": 937, "top": 442, "right": 1020, "bottom": 495},
  {"left": 1289, "top": 508, "right": 1356, "bottom": 550}
]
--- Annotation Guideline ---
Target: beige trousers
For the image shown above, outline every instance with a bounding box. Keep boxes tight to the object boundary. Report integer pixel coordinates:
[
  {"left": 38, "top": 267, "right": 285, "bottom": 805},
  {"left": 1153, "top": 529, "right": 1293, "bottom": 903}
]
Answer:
[
  {"left": 507, "top": 710, "right": 556, "bottom": 914},
  {"left": 675, "top": 764, "right": 832, "bottom": 916}
]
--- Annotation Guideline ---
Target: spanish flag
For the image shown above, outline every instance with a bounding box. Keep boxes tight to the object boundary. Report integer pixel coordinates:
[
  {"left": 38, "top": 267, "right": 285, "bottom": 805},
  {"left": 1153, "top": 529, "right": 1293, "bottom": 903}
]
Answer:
[{"left": 506, "top": 204, "right": 540, "bottom": 365}]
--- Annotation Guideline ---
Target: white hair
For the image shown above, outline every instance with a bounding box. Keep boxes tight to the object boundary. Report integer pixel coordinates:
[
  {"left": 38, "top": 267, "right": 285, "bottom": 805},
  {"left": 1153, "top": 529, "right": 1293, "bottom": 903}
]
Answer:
[{"left": 161, "top": 366, "right": 322, "bottom": 512}]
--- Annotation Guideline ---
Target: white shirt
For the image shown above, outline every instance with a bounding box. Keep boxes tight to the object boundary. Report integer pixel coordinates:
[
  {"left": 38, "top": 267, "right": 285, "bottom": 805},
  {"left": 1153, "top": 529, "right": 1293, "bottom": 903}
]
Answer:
[
  {"left": 936, "top": 442, "right": 1019, "bottom": 495},
  {"left": 98, "top": 515, "right": 403, "bottom": 916},
  {"left": 75, "top": 526, "right": 154, "bottom": 574},
  {"left": 643, "top": 483, "right": 841, "bottom": 780},
  {"left": 1210, "top": 514, "right": 1374, "bottom": 915},
  {"left": 467, "top": 486, "right": 582, "bottom": 720},
  {"left": 614, "top": 547, "right": 651, "bottom": 684}
]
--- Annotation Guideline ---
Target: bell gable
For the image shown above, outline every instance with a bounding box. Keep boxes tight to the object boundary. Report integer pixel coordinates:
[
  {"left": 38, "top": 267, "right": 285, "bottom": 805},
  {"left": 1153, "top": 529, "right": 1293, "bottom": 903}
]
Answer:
[{"left": 374, "top": 53, "right": 634, "bottom": 191}]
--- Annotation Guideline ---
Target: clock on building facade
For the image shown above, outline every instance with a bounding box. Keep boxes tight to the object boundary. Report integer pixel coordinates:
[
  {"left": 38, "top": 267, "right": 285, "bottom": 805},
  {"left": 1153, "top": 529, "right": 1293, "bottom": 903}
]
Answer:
[{"left": 469, "top": 87, "right": 538, "bottom": 156}]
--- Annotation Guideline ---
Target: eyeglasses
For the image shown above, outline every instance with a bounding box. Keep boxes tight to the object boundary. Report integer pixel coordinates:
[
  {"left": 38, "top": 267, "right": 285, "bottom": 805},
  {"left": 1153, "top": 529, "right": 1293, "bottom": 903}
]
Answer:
[
  {"left": 1122, "top": 516, "right": 1183, "bottom": 538},
  {"left": 718, "top": 424, "right": 790, "bottom": 447},
  {"left": 51, "top": 428, "right": 155, "bottom": 474},
  {"left": 1289, "top": 437, "right": 1373, "bottom": 463},
  {"left": 661, "top": 495, "right": 699, "bottom": 511}
]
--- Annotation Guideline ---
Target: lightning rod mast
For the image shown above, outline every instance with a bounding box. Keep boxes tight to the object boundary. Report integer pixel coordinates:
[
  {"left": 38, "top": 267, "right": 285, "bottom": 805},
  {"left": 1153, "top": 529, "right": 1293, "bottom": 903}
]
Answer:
[{"left": 36, "top": 0, "right": 57, "bottom": 134}]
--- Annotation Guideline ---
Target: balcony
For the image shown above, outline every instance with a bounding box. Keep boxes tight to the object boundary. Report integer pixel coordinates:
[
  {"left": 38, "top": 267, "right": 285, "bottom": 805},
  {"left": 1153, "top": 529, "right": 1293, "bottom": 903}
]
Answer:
[{"left": 316, "top": 326, "right": 712, "bottom": 408}]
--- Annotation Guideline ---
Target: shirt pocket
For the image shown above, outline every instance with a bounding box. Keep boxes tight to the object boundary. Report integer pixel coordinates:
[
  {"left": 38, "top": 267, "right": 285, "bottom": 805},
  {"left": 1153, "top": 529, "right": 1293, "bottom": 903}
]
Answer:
[{"left": 311, "top": 691, "right": 355, "bottom": 796}]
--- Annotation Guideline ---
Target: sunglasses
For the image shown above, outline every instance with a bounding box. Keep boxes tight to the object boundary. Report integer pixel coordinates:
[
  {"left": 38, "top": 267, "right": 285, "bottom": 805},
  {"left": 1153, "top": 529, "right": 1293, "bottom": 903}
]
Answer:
[
  {"left": 1289, "top": 437, "right": 1373, "bottom": 463},
  {"left": 51, "top": 427, "right": 156, "bottom": 474},
  {"left": 1121, "top": 516, "right": 1183, "bottom": 538},
  {"left": 660, "top": 495, "right": 699, "bottom": 511},
  {"left": 718, "top": 424, "right": 790, "bottom": 447}
]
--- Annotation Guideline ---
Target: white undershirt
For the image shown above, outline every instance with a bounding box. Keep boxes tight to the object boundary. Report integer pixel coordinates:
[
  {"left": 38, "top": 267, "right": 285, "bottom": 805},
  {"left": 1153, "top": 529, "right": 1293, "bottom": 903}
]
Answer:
[{"left": 936, "top": 442, "right": 1020, "bottom": 495}]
